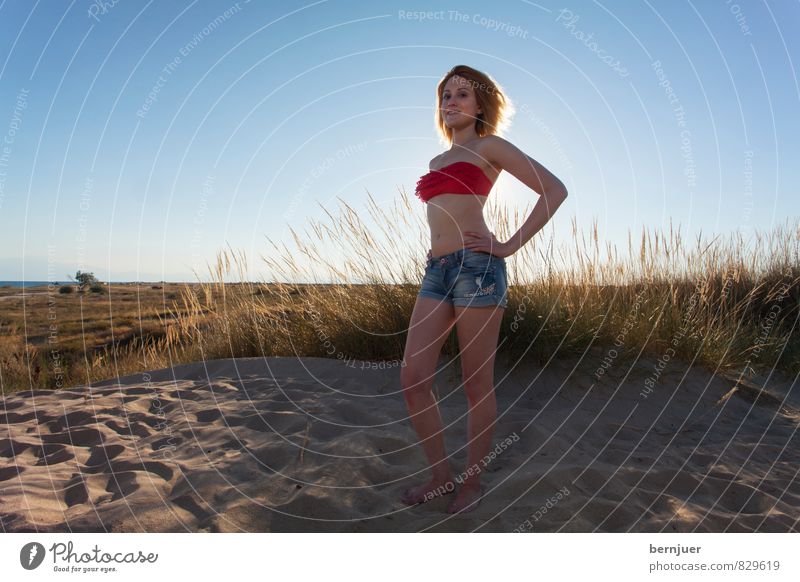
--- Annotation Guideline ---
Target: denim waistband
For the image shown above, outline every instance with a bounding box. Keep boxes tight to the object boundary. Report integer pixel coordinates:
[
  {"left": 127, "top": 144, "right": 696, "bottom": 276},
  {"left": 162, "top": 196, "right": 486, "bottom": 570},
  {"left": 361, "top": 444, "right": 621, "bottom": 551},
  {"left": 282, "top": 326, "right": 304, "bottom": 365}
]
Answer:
[{"left": 427, "top": 247, "right": 494, "bottom": 268}]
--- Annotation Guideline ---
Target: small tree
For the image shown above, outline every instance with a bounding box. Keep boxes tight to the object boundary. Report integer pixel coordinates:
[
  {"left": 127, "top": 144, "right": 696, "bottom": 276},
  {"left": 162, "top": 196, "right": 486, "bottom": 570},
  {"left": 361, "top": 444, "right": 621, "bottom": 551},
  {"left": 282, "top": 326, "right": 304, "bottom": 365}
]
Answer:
[{"left": 69, "top": 270, "right": 100, "bottom": 293}]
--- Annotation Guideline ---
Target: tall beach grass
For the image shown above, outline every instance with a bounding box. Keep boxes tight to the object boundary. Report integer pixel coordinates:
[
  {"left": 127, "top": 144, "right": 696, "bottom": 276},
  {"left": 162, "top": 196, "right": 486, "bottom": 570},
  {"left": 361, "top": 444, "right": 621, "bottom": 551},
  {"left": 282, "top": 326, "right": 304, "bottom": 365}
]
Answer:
[{"left": 2, "top": 189, "right": 798, "bottom": 394}]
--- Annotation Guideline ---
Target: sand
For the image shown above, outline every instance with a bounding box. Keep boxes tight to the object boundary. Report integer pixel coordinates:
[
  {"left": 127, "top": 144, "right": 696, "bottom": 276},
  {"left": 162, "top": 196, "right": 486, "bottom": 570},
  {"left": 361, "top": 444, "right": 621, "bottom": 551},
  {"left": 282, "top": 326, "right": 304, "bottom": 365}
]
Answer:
[{"left": 1, "top": 355, "right": 798, "bottom": 532}]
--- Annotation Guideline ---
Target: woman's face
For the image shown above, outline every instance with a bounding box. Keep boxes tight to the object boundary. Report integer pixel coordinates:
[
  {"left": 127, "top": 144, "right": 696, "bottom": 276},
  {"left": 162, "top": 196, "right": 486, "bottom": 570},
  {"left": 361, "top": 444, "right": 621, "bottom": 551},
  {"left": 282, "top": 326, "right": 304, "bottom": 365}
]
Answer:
[{"left": 440, "top": 75, "right": 482, "bottom": 129}]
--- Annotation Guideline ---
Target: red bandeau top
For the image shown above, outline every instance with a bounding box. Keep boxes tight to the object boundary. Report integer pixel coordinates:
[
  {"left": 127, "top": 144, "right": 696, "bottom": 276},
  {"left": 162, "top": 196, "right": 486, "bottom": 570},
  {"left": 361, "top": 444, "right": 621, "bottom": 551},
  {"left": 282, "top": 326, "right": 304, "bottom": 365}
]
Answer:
[{"left": 414, "top": 161, "right": 494, "bottom": 203}]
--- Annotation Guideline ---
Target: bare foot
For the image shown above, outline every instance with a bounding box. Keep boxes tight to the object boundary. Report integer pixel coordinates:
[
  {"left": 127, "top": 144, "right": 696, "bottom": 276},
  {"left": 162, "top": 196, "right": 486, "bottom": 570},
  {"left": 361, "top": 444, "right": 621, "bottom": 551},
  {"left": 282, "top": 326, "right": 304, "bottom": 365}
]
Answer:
[
  {"left": 446, "top": 484, "right": 483, "bottom": 514},
  {"left": 401, "top": 477, "right": 455, "bottom": 506}
]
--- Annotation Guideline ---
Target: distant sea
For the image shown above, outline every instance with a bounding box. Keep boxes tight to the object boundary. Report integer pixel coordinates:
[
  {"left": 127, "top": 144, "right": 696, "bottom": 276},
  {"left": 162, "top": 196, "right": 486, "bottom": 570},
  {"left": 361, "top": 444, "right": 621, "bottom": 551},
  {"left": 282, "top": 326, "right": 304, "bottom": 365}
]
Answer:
[
  {"left": 0, "top": 281, "right": 54, "bottom": 288},
  {"left": 0, "top": 281, "right": 204, "bottom": 287},
  {"left": 0, "top": 281, "right": 148, "bottom": 288}
]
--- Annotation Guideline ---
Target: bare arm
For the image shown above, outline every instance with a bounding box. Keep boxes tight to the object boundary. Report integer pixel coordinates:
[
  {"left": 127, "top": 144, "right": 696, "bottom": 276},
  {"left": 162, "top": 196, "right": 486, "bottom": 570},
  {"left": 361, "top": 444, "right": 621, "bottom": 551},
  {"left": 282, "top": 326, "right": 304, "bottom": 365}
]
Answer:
[{"left": 483, "top": 135, "right": 568, "bottom": 256}]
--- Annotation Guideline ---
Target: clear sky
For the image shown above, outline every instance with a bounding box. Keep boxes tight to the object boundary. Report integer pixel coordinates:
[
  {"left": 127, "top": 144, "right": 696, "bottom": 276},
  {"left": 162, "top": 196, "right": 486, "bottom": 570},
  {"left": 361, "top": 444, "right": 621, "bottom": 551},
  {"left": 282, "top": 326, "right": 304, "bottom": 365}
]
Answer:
[{"left": 1, "top": 0, "right": 797, "bottom": 282}]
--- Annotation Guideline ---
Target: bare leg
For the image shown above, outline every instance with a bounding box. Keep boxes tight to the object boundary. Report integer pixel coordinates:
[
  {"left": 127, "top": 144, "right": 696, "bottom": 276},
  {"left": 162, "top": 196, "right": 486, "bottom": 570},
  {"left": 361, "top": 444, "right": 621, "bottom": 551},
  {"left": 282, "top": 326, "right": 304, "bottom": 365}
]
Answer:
[
  {"left": 400, "top": 387, "right": 453, "bottom": 504},
  {"left": 400, "top": 296, "right": 457, "bottom": 504},
  {"left": 447, "top": 304, "right": 504, "bottom": 513}
]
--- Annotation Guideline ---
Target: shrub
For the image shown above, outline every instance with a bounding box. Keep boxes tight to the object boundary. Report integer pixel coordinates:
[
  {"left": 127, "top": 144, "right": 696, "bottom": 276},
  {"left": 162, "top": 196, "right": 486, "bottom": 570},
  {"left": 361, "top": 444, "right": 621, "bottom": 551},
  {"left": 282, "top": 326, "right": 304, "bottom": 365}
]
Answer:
[{"left": 59, "top": 285, "right": 74, "bottom": 294}]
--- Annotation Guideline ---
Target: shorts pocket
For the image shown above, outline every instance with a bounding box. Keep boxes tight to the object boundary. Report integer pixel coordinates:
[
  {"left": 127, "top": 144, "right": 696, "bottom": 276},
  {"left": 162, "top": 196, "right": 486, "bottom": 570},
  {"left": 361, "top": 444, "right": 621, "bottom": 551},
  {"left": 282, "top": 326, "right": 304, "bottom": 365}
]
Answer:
[
  {"left": 461, "top": 251, "right": 496, "bottom": 273},
  {"left": 455, "top": 264, "right": 499, "bottom": 301}
]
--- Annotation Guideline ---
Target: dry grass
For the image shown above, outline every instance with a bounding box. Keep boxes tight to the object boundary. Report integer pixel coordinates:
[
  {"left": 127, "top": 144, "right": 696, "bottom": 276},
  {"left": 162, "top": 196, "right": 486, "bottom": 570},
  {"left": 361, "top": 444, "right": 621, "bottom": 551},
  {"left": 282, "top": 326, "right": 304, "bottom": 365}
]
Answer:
[{"left": 2, "top": 189, "right": 797, "bottom": 395}]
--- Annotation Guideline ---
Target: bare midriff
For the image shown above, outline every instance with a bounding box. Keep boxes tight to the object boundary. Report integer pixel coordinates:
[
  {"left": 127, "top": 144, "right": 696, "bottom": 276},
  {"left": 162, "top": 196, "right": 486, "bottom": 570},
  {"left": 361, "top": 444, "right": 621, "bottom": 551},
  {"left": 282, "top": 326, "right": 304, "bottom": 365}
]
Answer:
[{"left": 427, "top": 193, "right": 492, "bottom": 256}]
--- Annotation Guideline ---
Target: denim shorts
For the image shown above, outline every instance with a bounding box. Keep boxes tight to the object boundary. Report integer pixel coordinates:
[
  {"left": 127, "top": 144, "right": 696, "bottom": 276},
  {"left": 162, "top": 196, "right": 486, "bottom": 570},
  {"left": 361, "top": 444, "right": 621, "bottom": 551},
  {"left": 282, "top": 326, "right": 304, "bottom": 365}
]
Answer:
[{"left": 418, "top": 247, "right": 508, "bottom": 308}]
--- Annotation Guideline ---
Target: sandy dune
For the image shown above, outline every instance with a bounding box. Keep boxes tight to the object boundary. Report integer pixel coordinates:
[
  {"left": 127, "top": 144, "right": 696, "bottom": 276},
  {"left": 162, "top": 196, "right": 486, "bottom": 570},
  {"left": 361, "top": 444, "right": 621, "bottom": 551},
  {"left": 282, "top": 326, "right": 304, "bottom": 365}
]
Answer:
[{"left": 1, "top": 355, "right": 798, "bottom": 532}]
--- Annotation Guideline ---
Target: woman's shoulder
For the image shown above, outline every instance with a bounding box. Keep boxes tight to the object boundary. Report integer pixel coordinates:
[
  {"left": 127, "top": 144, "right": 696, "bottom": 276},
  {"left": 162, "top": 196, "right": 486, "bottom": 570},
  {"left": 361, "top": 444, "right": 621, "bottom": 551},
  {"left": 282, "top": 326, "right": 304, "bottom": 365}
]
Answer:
[
  {"left": 475, "top": 135, "right": 507, "bottom": 174},
  {"left": 475, "top": 134, "right": 515, "bottom": 170},
  {"left": 429, "top": 152, "right": 445, "bottom": 170},
  {"left": 475, "top": 134, "right": 509, "bottom": 153}
]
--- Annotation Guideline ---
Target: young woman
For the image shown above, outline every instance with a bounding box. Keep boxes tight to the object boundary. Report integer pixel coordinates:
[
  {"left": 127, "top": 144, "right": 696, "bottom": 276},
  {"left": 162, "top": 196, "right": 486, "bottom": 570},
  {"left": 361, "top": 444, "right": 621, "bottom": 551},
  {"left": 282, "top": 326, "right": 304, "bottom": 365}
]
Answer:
[{"left": 400, "top": 65, "right": 568, "bottom": 514}]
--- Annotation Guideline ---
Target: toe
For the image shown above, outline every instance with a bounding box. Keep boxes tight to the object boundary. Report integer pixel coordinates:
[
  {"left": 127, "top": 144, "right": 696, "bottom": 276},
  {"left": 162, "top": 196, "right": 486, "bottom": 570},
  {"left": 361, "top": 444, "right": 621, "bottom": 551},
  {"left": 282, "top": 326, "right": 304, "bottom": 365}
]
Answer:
[
  {"left": 400, "top": 489, "right": 418, "bottom": 505},
  {"left": 446, "top": 490, "right": 482, "bottom": 514}
]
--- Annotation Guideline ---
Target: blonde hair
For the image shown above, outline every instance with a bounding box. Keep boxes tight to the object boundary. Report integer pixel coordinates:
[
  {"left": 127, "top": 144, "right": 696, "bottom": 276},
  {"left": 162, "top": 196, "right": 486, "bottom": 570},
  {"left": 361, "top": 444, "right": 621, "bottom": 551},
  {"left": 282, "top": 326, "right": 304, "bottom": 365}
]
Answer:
[{"left": 435, "top": 65, "right": 514, "bottom": 145}]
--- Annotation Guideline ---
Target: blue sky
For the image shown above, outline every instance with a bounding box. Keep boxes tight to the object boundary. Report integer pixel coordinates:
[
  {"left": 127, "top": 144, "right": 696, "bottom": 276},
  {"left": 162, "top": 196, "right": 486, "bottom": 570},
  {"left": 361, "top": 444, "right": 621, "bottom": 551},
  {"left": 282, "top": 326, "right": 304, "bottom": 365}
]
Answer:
[{"left": 0, "top": 0, "right": 797, "bottom": 282}]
